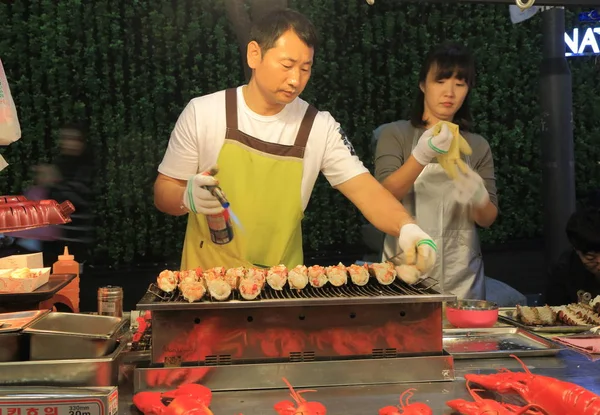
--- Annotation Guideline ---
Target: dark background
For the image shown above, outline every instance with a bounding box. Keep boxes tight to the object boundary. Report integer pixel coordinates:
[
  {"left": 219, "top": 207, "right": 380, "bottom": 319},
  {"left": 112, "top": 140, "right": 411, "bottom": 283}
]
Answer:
[{"left": 1, "top": 1, "right": 598, "bottom": 309}]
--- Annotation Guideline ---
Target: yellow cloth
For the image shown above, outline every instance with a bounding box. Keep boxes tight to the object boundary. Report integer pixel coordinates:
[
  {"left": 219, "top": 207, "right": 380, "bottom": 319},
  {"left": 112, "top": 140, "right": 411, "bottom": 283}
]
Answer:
[
  {"left": 180, "top": 139, "right": 305, "bottom": 271},
  {"left": 433, "top": 121, "right": 472, "bottom": 180}
]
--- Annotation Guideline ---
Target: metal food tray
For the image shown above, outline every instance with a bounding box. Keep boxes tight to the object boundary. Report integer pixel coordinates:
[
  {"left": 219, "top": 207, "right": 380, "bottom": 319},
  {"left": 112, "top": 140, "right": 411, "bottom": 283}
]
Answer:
[
  {"left": 443, "top": 327, "right": 563, "bottom": 359},
  {"left": 0, "top": 340, "right": 125, "bottom": 387},
  {"left": 0, "top": 310, "right": 50, "bottom": 333},
  {"left": 498, "top": 308, "right": 593, "bottom": 333},
  {"left": 24, "top": 312, "right": 128, "bottom": 360},
  {"left": 0, "top": 310, "right": 51, "bottom": 362}
]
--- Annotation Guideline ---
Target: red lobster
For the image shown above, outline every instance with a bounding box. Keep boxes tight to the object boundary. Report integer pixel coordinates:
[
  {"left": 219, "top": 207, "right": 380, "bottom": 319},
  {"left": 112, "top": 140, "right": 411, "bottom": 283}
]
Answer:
[
  {"left": 132, "top": 384, "right": 212, "bottom": 415},
  {"left": 273, "top": 377, "right": 327, "bottom": 415},
  {"left": 446, "top": 381, "right": 548, "bottom": 414},
  {"left": 465, "top": 354, "right": 600, "bottom": 415},
  {"left": 132, "top": 311, "right": 152, "bottom": 343},
  {"left": 379, "top": 388, "right": 433, "bottom": 414}
]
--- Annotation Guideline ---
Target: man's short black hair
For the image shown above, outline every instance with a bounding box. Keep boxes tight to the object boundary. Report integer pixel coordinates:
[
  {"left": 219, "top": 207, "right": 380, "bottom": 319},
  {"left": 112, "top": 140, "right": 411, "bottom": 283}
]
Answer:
[
  {"left": 410, "top": 41, "right": 476, "bottom": 131},
  {"left": 249, "top": 8, "right": 319, "bottom": 55},
  {"left": 566, "top": 207, "right": 600, "bottom": 254}
]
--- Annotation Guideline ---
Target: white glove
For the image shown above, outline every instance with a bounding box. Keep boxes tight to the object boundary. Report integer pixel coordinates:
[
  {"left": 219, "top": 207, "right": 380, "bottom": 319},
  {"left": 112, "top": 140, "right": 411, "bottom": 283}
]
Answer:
[
  {"left": 395, "top": 264, "right": 422, "bottom": 285},
  {"left": 398, "top": 223, "right": 437, "bottom": 274},
  {"left": 182, "top": 170, "right": 224, "bottom": 215},
  {"left": 452, "top": 167, "right": 490, "bottom": 208},
  {"left": 411, "top": 123, "right": 454, "bottom": 166}
]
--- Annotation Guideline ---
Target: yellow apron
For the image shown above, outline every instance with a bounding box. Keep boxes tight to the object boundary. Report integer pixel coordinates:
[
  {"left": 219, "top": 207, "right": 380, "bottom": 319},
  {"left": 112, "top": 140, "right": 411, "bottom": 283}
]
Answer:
[{"left": 181, "top": 88, "right": 318, "bottom": 271}]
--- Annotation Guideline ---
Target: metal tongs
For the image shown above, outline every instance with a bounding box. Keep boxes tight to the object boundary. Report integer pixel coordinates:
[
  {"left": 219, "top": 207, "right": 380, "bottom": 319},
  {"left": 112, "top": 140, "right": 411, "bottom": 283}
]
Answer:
[
  {"left": 567, "top": 290, "right": 600, "bottom": 337},
  {"left": 387, "top": 251, "right": 407, "bottom": 266},
  {"left": 577, "top": 290, "right": 592, "bottom": 304},
  {"left": 564, "top": 327, "right": 600, "bottom": 338}
]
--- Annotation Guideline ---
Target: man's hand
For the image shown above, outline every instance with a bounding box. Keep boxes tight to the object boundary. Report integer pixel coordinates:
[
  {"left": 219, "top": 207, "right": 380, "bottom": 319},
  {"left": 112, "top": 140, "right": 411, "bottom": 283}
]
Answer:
[
  {"left": 398, "top": 223, "right": 437, "bottom": 274},
  {"left": 411, "top": 123, "right": 454, "bottom": 166},
  {"left": 452, "top": 167, "right": 489, "bottom": 208},
  {"left": 183, "top": 170, "right": 224, "bottom": 215}
]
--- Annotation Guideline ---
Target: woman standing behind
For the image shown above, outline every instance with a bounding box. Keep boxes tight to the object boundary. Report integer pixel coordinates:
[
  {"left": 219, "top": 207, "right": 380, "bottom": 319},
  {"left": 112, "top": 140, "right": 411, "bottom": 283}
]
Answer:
[
  {"left": 373, "top": 42, "right": 498, "bottom": 300},
  {"left": 46, "top": 122, "right": 95, "bottom": 264}
]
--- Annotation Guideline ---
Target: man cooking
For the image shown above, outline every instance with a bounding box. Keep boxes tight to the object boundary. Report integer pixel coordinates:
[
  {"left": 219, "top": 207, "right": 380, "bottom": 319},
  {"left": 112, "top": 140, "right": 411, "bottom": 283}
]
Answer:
[
  {"left": 154, "top": 8, "right": 447, "bottom": 273},
  {"left": 545, "top": 206, "right": 600, "bottom": 305}
]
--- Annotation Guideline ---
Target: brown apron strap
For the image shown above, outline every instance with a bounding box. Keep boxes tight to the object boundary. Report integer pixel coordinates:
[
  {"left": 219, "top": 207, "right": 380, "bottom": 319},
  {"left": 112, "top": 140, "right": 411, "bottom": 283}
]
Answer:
[
  {"left": 294, "top": 105, "right": 318, "bottom": 149},
  {"left": 225, "top": 88, "right": 238, "bottom": 130}
]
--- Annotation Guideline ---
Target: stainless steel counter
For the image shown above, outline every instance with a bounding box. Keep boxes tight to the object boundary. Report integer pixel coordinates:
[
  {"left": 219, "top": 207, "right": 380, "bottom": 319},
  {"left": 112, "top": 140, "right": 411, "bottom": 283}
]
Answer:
[{"left": 118, "top": 349, "right": 600, "bottom": 414}]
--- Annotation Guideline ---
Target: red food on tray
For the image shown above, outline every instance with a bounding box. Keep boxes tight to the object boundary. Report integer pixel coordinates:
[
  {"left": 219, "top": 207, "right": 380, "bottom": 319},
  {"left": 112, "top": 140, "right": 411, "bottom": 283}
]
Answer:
[{"left": 0, "top": 195, "right": 75, "bottom": 233}]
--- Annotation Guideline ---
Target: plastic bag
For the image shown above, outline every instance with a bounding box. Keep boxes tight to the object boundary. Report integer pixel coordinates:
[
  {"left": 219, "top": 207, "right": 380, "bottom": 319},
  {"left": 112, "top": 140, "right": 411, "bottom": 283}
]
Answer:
[{"left": 0, "top": 58, "right": 21, "bottom": 146}]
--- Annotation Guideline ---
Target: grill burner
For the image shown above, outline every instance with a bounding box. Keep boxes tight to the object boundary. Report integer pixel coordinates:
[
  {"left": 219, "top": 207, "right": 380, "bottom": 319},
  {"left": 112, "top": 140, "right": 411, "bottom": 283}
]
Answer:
[
  {"left": 139, "top": 277, "right": 445, "bottom": 310},
  {"left": 135, "top": 273, "right": 455, "bottom": 391}
]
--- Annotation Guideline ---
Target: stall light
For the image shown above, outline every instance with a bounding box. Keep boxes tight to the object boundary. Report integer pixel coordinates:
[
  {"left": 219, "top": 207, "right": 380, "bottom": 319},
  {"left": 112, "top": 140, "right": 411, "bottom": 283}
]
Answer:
[
  {"left": 578, "top": 9, "right": 600, "bottom": 22},
  {"left": 565, "top": 27, "right": 600, "bottom": 56}
]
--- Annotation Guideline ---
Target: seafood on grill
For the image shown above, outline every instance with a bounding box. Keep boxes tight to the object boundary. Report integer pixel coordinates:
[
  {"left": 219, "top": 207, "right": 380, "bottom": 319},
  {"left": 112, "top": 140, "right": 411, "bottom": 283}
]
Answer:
[
  {"left": 515, "top": 303, "right": 600, "bottom": 326},
  {"left": 347, "top": 263, "right": 369, "bottom": 286},
  {"left": 308, "top": 265, "right": 328, "bottom": 288},
  {"left": 274, "top": 377, "right": 327, "bottom": 415},
  {"left": 267, "top": 264, "right": 288, "bottom": 290},
  {"left": 464, "top": 354, "right": 600, "bottom": 415},
  {"left": 395, "top": 264, "right": 422, "bottom": 285},
  {"left": 179, "top": 280, "right": 207, "bottom": 303},
  {"left": 325, "top": 263, "right": 347, "bottom": 287},
  {"left": 152, "top": 260, "right": 426, "bottom": 302},
  {"left": 157, "top": 270, "right": 178, "bottom": 293},
  {"left": 204, "top": 272, "right": 232, "bottom": 301},
  {"left": 225, "top": 266, "right": 245, "bottom": 289},
  {"left": 288, "top": 265, "right": 309, "bottom": 289},
  {"left": 369, "top": 262, "right": 397, "bottom": 285},
  {"left": 177, "top": 269, "right": 201, "bottom": 285},
  {"left": 239, "top": 274, "right": 264, "bottom": 300},
  {"left": 379, "top": 388, "right": 432, "bottom": 415},
  {"left": 246, "top": 267, "right": 267, "bottom": 285},
  {"left": 206, "top": 266, "right": 226, "bottom": 278}
]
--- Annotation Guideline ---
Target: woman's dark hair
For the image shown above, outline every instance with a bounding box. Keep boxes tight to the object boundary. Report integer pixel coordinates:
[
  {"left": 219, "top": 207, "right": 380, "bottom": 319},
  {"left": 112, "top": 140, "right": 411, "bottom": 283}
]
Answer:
[
  {"left": 410, "top": 42, "right": 476, "bottom": 131},
  {"left": 249, "top": 8, "right": 319, "bottom": 55},
  {"left": 566, "top": 207, "right": 600, "bottom": 254}
]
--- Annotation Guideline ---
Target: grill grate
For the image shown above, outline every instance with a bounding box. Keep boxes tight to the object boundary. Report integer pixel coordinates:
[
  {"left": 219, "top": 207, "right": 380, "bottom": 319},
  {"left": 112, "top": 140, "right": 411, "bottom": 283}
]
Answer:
[
  {"left": 139, "top": 276, "right": 445, "bottom": 310},
  {"left": 148, "top": 276, "right": 437, "bottom": 302}
]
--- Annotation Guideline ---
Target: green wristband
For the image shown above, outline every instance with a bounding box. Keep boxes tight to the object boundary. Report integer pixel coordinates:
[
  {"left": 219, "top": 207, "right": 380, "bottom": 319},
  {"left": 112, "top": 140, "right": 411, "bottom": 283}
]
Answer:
[
  {"left": 428, "top": 137, "right": 447, "bottom": 155},
  {"left": 417, "top": 239, "right": 437, "bottom": 252},
  {"left": 186, "top": 179, "right": 198, "bottom": 214}
]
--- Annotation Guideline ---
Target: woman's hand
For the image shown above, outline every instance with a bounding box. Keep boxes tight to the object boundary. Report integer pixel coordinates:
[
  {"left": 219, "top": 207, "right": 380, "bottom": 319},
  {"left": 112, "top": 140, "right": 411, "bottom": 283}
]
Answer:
[{"left": 411, "top": 122, "right": 454, "bottom": 166}]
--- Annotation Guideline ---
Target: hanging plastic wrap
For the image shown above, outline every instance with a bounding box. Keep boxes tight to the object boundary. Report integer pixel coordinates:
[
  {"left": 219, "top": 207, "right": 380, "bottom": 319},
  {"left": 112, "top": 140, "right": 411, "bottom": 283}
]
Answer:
[
  {"left": 0, "top": 58, "right": 21, "bottom": 146},
  {"left": 0, "top": 57, "right": 21, "bottom": 172},
  {"left": 0, "top": 195, "right": 75, "bottom": 233}
]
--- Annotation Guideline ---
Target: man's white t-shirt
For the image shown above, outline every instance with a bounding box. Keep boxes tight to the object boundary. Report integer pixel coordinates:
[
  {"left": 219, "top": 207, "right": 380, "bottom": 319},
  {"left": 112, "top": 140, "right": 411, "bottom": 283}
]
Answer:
[{"left": 158, "top": 86, "right": 368, "bottom": 210}]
